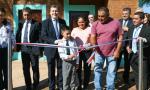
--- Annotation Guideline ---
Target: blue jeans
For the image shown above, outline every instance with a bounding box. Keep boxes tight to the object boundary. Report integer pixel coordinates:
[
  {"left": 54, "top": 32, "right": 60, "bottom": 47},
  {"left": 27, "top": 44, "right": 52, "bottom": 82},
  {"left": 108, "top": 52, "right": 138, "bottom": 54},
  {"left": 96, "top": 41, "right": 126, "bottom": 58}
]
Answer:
[{"left": 94, "top": 52, "right": 116, "bottom": 90}]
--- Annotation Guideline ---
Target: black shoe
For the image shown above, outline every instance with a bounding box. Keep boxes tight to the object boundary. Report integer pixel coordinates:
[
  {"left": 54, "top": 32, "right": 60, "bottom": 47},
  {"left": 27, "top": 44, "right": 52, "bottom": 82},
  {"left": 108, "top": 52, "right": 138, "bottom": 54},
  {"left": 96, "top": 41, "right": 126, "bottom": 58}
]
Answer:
[
  {"left": 78, "top": 86, "right": 82, "bottom": 90},
  {"left": 83, "top": 87, "right": 88, "bottom": 90},
  {"left": 33, "top": 85, "right": 38, "bottom": 90},
  {"left": 26, "top": 86, "right": 32, "bottom": 90},
  {"left": 58, "top": 88, "right": 63, "bottom": 90}
]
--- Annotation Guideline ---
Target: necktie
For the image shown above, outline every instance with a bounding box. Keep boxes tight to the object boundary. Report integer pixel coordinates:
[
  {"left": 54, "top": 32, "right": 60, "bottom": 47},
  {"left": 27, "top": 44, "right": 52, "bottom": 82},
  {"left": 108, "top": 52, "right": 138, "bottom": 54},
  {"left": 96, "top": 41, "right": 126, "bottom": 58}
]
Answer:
[
  {"left": 132, "top": 27, "right": 141, "bottom": 53},
  {"left": 66, "top": 40, "right": 70, "bottom": 55},
  {"left": 23, "top": 21, "right": 29, "bottom": 42},
  {"left": 123, "top": 20, "right": 127, "bottom": 27},
  {"left": 54, "top": 20, "right": 59, "bottom": 39}
]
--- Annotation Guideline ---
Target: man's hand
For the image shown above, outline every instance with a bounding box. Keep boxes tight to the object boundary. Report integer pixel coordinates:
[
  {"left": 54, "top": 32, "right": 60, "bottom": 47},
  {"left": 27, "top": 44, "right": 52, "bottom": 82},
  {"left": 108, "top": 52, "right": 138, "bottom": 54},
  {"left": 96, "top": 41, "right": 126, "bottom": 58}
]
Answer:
[
  {"left": 113, "top": 50, "right": 120, "bottom": 60},
  {"left": 122, "top": 26, "right": 129, "bottom": 32},
  {"left": 126, "top": 46, "right": 132, "bottom": 54},
  {"left": 12, "top": 46, "right": 17, "bottom": 52},
  {"left": 137, "top": 37, "right": 147, "bottom": 43},
  {"left": 83, "top": 43, "right": 91, "bottom": 50}
]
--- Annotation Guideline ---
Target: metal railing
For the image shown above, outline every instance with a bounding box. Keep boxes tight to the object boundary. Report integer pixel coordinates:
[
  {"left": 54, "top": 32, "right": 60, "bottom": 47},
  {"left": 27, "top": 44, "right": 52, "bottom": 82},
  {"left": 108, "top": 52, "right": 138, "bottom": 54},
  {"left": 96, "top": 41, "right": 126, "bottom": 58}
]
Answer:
[
  {"left": 7, "top": 33, "right": 12, "bottom": 90},
  {"left": 6, "top": 37, "right": 146, "bottom": 90},
  {"left": 138, "top": 38, "right": 144, "bottom": 90}
]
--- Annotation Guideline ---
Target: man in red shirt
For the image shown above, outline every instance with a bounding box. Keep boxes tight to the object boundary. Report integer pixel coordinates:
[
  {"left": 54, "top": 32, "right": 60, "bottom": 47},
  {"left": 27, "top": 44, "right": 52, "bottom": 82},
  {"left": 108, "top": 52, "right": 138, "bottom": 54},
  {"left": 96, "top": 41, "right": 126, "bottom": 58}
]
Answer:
[{"left": 90, "top": 7, "right": 123, "bottom": 90}]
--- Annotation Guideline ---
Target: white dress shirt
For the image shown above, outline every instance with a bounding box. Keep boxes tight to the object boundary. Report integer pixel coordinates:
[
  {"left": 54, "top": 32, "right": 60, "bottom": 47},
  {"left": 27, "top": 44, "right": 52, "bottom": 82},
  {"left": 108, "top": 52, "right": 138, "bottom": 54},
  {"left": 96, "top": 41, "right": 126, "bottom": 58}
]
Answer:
[
  {"left": 0, "top": 22, "right": 15, "bottom": 48},
  {"left": 21, "top": 20, "right": 31, "bottom": 43},
  {"left": 122, "top": 20, "right": 129, "bottom": 27},
  {"left": 58, "top": 38, "right": 79, "bottom": 64},
  {"left": 132, "top": 24, "right": 143, "bottom": 53}
]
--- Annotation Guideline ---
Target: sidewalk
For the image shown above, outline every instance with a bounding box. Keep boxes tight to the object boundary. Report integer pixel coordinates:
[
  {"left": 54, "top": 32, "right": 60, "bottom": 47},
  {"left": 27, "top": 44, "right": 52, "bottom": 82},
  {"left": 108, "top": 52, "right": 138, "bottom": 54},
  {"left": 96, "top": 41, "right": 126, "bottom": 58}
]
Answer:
[
  {"left": 12, "top": 61, "right": 48, "bottom": 90},
  {"left": 12, "top": 61, "right": 136, "bottom": 90}
]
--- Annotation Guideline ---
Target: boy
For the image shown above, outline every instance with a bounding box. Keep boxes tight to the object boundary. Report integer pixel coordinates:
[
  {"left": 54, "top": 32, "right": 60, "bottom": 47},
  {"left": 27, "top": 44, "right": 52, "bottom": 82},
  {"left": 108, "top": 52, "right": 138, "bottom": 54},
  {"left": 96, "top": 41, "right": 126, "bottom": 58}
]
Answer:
[{"left": 57, "top": 26, "right": 79, "bottom": 90}]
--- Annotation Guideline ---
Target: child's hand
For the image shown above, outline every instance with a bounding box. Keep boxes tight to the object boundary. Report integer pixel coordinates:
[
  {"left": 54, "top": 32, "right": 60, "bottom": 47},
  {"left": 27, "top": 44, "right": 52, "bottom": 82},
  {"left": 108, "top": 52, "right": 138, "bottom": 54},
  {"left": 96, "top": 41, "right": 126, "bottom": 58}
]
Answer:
[
  {"left": 54, "top": 39, "right": 63, "bottom": 44},
  {"left": 68, "top": 54, "right": 75, "bottom": 59}
]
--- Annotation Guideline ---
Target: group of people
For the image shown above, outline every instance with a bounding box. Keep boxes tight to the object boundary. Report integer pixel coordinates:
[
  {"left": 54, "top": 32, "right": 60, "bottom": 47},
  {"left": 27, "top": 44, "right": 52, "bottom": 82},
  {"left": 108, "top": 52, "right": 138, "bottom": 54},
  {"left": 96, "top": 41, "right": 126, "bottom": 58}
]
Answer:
[
  {"left": 0, "top": 4, "right": 150, "bottom": 90},
  {"left": 117, "top": 7, "right": 150, "bottom": 90}
]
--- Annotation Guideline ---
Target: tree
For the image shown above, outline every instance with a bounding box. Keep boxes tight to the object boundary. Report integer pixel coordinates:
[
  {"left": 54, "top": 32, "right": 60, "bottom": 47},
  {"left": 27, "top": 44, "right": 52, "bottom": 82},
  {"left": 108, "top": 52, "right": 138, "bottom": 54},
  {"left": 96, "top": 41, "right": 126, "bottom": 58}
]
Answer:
[{"left": 139, "top": 0, "right": 150, "bottom": 6}]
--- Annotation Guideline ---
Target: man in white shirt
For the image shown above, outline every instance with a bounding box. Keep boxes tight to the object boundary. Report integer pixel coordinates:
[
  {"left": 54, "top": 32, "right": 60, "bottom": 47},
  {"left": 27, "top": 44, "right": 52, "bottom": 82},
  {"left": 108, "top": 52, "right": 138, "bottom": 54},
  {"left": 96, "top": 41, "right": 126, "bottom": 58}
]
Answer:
[
  {"left": 16, "top": 7, "right": 41, "bottom": 90},
  {"left": 127, "top": 12, "right": 150, "bottom": 90}
]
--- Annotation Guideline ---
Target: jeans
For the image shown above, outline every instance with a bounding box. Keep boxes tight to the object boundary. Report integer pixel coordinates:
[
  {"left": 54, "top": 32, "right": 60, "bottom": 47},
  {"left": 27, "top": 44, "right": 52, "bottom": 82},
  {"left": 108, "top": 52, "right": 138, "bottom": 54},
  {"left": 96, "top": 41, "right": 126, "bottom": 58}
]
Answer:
[{"left": 94, "top": 52, "right": 116, "bottom": 90}]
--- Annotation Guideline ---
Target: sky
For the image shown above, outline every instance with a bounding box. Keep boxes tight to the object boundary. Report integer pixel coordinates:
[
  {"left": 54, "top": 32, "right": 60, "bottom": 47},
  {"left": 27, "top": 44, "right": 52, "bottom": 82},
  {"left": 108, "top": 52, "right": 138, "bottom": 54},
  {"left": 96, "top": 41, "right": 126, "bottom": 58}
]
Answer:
[{"left": 142, "top": 4, "right": 150, "bottom": 13}]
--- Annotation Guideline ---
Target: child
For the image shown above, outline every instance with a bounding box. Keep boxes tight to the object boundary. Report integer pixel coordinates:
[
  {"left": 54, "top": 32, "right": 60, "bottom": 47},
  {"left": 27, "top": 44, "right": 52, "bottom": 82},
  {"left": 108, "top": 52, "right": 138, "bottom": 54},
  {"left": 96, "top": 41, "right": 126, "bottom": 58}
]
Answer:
[{"left": 57, "top": 26, "right": 79, "bottom": 90}]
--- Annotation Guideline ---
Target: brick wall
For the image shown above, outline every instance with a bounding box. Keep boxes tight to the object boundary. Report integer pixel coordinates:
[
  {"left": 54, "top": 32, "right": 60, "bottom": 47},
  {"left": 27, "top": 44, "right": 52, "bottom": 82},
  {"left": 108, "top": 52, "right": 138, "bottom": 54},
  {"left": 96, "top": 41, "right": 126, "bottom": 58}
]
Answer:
[
  {"left": 15, "top": 0, "right": 64, "bottom": 18},
  {"left": 0, "top": 0, "right": 64, "bottom": 26},
  {"left": 0, "top": 0, "right": 139, "bottom": 23},
  {"left": 107, "top": 0, "right": 138, "bottom": 19},
  {"left": 0, "top": 0, "right": 13, "bottom": 24}
]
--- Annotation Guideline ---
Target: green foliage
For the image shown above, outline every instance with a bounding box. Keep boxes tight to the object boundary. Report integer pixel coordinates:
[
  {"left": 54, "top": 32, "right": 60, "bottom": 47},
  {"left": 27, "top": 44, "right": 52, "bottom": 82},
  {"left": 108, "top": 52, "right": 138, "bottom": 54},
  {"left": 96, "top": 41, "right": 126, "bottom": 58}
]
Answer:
[
  {"left": 139, "top": 0, "right": 150, "bottom": 6},
  {"left": 141, "top": 0, "right": 150, "bottom": 3}
]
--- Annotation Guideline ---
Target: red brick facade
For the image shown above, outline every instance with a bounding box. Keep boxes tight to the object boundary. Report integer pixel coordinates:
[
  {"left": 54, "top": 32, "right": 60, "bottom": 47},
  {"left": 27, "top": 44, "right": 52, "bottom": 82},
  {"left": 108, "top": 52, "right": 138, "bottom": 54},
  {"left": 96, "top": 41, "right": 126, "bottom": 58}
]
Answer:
[
  {"left": 107, "top": 0, "right": 138, "bottom": 19},
  {"left": 0, "top": 0, "right": 138, "bottom": 22}
]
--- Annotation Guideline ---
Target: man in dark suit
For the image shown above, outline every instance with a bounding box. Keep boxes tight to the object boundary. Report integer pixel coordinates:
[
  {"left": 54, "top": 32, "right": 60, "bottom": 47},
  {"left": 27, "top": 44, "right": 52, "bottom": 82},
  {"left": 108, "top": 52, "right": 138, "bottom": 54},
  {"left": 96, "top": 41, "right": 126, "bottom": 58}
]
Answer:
[
  {"left": 16, "top": 7, "right": 41, "bottom": 90},
  {"left": 116, "top": 7, "right": 133, "bottom": 84},
  {"left": 41, "top": 5, "right": 66, "bottom": 90},
  {"left": 127, "top": 12, "right": 150, "bottom": 90}
]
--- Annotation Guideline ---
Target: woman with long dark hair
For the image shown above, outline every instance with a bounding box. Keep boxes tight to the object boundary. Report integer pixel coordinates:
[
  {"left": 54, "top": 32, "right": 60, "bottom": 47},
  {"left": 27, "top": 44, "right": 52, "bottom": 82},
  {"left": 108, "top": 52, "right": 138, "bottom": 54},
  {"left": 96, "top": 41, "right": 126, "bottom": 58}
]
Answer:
[
  {"left": 144, "top": 13, "right": 150, "bottom": 26},
  {"left": 71, "top": 16, "right": 92, "bottom": 89}
]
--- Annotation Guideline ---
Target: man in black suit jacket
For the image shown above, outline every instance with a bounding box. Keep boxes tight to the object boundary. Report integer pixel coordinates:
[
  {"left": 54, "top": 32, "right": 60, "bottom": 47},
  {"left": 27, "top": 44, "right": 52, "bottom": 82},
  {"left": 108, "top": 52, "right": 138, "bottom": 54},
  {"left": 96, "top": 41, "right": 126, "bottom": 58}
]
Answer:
[
  {"left": 127, "top": 12, "right": 150, "bottom": 90},
  {"left": 117, "top": 7, "right": 133, "bottom": 84},
  {"left": 16, "top": 7, "right": 41, "bottom": 90},
  {"left": 41, "top": 5, "right": 66, "bottom": 90}
]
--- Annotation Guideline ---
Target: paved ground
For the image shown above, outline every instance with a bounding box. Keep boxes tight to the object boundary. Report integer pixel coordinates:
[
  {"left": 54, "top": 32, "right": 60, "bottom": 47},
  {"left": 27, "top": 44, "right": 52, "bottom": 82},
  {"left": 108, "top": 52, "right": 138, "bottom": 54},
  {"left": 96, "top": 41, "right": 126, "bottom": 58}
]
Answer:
[{"left": 12, "top": 61, "right": 137, "bottom": 90}]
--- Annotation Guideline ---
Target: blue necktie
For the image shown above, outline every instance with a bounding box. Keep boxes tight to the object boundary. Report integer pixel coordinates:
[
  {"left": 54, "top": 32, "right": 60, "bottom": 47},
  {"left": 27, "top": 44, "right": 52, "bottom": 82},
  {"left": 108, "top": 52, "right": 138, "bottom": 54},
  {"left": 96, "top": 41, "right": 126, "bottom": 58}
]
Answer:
[
  {"left": 23, "top": 21, "right": 29, "bottom": 42},
  {"left": 54, "top": 20, "right": 59, "bottom": 39}
]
